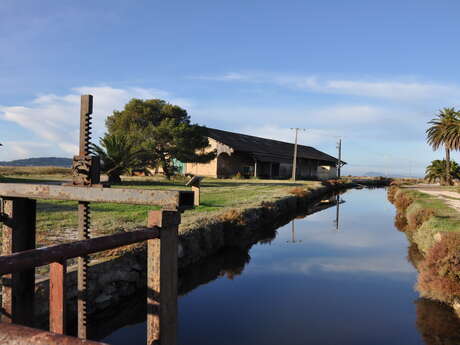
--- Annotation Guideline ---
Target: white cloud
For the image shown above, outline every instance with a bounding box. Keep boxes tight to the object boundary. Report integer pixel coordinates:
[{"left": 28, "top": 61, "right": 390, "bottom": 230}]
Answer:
[
  {"left": 0, "top": 141, "right": 53, "bottom": 161},
  {"left": 262, "top": 255, "right": 414, "bottom": 275},
  {"left": 0, "top": 86, "right": 192, "bottom": 159},
  {"left": 196, "top": 72, "right": 460, "bottom": 103},
  {"left": 237, "top": 125, "right": 339, "bottom": 147}
]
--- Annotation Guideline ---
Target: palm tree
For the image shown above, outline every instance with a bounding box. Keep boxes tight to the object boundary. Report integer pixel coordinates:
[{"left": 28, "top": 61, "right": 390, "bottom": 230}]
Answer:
[
  {"left": 426, "top": 108, "right": 460, "bottom": 185},
  {"left": 425, "top": 159, "right": 460, "bottom": 184},
  {"left": 91, "top": 134, "right": 143, "bottom": 183}
]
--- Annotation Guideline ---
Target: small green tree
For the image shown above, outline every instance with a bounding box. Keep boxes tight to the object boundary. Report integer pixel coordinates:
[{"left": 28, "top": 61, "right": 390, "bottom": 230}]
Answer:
[
  {"left": 91, "top": 134, "right": 143, "bottom": 183},
  {"left": 425, "top": 159, "right": 460, "bottom": 184},
  {"left": 106, "top": 99, "right": 215, "bottom": 179}
]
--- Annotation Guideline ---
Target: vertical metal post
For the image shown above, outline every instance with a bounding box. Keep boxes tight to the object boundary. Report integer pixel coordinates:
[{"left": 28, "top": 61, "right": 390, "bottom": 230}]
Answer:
[
  {"left": 1, "top": 198, "right": 36, "bottom": 326},
  {"left": 50, "top": 260, "right": 67, "bottom": 334},
  {"left": 254, "top": 160, "right": 258, "bottom": 178},
  {"left": 337, "top": 138, "right": 342, "bottom": 179},
  {"left": 290, "top": 128, "right": 305, "bottom": 181},
  {"left": 147, "top": 210, "right": 180, "bottom": 345},
  {"left": 291, "top": 129, "right": 298, "bottom": 181}
]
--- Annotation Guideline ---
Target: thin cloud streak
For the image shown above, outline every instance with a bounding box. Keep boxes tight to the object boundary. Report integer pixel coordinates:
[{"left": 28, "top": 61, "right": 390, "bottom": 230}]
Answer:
[{"left": 194, "top": 72, "right": 460, "bottom": 103}]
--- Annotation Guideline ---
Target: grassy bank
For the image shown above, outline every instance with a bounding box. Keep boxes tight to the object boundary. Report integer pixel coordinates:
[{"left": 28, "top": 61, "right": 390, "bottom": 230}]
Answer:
[
  {"left": 0, "top": 169, "right": 391, "bottom": 321},
  {"left": 0, "top": 172, "right": 322, "bottom": 247},
  {"left": 389, "top": 185, "right": 460, "bottom": 309}
]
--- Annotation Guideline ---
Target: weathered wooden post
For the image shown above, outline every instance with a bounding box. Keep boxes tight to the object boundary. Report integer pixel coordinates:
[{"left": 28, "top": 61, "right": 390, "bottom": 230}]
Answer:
[
  {"left": 147, "top": 210, "right": 180, "bottom": 345},
  {"left": 1, "top": 198, "right": 36, "bottom": 326},
  {"left": 186, "top": 176, "right": 203, "bottom": 207}
]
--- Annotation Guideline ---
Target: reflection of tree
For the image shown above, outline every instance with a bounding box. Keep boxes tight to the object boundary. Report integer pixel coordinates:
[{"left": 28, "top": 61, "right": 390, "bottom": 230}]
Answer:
[{"left": 416, "top": 298, "right": 460, "bottom": 345}]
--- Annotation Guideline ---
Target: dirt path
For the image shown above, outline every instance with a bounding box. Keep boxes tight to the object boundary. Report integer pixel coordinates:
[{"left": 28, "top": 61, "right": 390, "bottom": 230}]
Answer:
[{"left": 415, "top": 187, "right": 460, "bottom": 212}]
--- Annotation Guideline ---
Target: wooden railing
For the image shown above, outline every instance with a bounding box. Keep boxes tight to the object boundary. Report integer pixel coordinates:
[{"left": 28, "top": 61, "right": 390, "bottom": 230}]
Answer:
[{"left": 0, "top": 184, "right": 193, "bottom": 345}]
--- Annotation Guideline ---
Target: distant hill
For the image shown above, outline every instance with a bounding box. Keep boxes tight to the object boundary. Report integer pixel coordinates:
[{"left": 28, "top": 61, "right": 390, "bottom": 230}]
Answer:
[
  {"left": 362, "top": 171, "right": 422, "bottom": 178},
  {"left": 363, "top": 171, "right": 386, "bottom": 177},
  {"left": 0, "top": 157, "right": 72, "bottom": 167}
]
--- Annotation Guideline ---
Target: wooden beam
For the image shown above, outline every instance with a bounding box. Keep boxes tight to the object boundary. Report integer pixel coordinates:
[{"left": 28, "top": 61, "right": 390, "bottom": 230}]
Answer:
[
  {"left": 0, "top": 227, "right": 159, "bottom": 275},
  {"left": 191, "top": 186, "right": 200, "bottom": 206},
  {"left": 0, "top": 322, "right": 108, "bottom": 345},
  {"left": 147, "top": 210, "right": 180, "bottom": 345},
  {"left": 0, "top": 184, "right": 194, "bottom": 209},
  {"left": 49, "top": 261, "right": 66, "bottom": 334},
  {"left": 1, "top": 198, "right": 36, "bottom": 327}
]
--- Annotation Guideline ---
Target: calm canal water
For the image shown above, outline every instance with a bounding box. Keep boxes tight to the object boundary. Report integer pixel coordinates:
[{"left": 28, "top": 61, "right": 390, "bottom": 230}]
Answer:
[{"left": 101, "top": 188, "right": 454, "bottom": 345}]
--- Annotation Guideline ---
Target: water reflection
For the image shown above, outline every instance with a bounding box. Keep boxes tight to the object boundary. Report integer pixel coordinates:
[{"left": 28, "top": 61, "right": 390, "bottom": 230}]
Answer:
[
  {"left": 415, "top": 298, "right": 460, "bottom": 345},
  {"left": 101, "top": 189, "right": 446, "bottom": 345}
]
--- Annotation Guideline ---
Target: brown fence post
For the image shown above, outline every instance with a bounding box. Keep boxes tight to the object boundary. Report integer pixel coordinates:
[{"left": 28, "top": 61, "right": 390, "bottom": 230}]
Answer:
[
  {"left": 147, "top": 210, "right": 180, "bottom": 345},
  {"left": 50, "top": 260, "right": 67, "bottom": 334},
  {"left": 1, "top": 198, "right": 36, "bottom": 326}
]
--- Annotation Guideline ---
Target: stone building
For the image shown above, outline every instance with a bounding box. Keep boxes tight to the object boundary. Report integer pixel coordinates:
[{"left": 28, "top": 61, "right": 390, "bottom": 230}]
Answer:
[{"left": 184, "top": 128, "right": 341, "bottom": 180}]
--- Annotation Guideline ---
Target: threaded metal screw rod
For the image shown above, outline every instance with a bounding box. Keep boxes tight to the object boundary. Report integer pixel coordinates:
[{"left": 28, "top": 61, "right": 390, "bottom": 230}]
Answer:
[{"left": 77, "top": 95, "right": 93, "bottom": 339}]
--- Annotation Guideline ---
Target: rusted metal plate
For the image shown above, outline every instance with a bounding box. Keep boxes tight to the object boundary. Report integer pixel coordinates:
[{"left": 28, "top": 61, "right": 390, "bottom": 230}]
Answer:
[
  {"left": 0, "top": 321, "right": 108, "bottom": 344},
  {"left": 0, "top": 227, "right": 159, "bottom": 275},
  {"left": 0, "top": 184, "right": 194, "bottom": 208}
]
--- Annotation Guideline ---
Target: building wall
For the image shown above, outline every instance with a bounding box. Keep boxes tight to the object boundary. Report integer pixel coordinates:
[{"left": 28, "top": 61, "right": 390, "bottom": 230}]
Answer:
[
  {"left": 317, "top": 165, "right": 338, "bottom": 180},
  {"left": 183, "top": 136, "right": 338, "bottom": 180},
  {"left": 217, "top": 152, "right": 254, "bottom": 178},
  {"left": 184, "top": 138, "right": 234, "bottom": 177}
]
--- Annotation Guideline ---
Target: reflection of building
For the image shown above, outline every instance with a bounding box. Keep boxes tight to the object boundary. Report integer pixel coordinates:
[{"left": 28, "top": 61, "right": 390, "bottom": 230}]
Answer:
[{"left": 184, "top": 128, "right": 341, "bottom": 179}]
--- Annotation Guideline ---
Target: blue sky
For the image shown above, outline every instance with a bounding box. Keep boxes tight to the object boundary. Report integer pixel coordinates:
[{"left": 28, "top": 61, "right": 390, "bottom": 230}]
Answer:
[{"left": 1, "top": 0, "right": 460, "bottom": 176}]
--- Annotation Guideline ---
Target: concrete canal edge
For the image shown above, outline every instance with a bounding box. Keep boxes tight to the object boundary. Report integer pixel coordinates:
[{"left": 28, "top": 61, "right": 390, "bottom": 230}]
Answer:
[
  {"left": 32, "top": 178, "right": 390, "bottom": 327},
  {"left": 388, "top": 184, "right": 460, "bottom": 317}
]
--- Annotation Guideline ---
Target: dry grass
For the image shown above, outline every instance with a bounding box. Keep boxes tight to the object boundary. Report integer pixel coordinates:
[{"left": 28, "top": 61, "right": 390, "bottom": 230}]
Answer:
[
  {"left": 0, "top": 174, "right": 320, "bottom": 246},
  {"left": 0, "top": 166, "right": 71, "bottom": 176},
  {"left": 406, "top": 204, "right": 435, "bottom": 231},
  {"left": 218, "top": 209, "right": 245, "bottom": 225},
  {"left": 393, "top": 190, "right": 414, "bottom": 210},
  {"left": 289, "top": 187, "right": 309, "bottom": 198},
  {"left": 417, "top": 232, "right": 460, "bottom": 304}
]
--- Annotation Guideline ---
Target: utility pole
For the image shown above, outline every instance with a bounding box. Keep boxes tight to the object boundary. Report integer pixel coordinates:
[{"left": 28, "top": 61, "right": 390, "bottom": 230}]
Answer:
[
  {"left": 337, "top": 138, "right": 342, "bottom": 179},
  {"left": 291, "top": 128, "right": 306, "bottom": 181}
]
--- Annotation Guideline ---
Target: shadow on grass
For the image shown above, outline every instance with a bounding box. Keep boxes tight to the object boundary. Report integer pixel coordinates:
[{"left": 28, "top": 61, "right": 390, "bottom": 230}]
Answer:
[
  {"left": 37, "top": 201, "right": 77, "bottom": 212},
  {"left": 115, "top": 179, "right": 308, "bottom": 189},
  {"left": 0, "top": 176, "right": 65, "bottom": 185}
]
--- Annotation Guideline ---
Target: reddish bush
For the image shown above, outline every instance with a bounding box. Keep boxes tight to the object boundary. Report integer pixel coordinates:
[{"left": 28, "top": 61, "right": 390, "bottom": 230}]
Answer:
[
  {"left": 394, "top": 191, "right": 414, "bottom": 211},
  {"left": 394, "top": 212, "right": 408, "bottom": 232},
  {"left": 387, "top": 185, "right": 399, "bottom": 203},
  {"left": 417, "top": 233, "right": 460, "bottom": 304},
  {"left": 407, "top": 242, "right": 425, "bottom": 269},
  {"left": 407, "top": 208, "right": 434, "bottom": 231}
]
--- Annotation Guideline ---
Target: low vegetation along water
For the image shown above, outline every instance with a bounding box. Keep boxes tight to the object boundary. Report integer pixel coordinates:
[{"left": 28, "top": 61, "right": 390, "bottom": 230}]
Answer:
[{"left": 100, "top": 188, "right": 460, "bottom": 345}]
